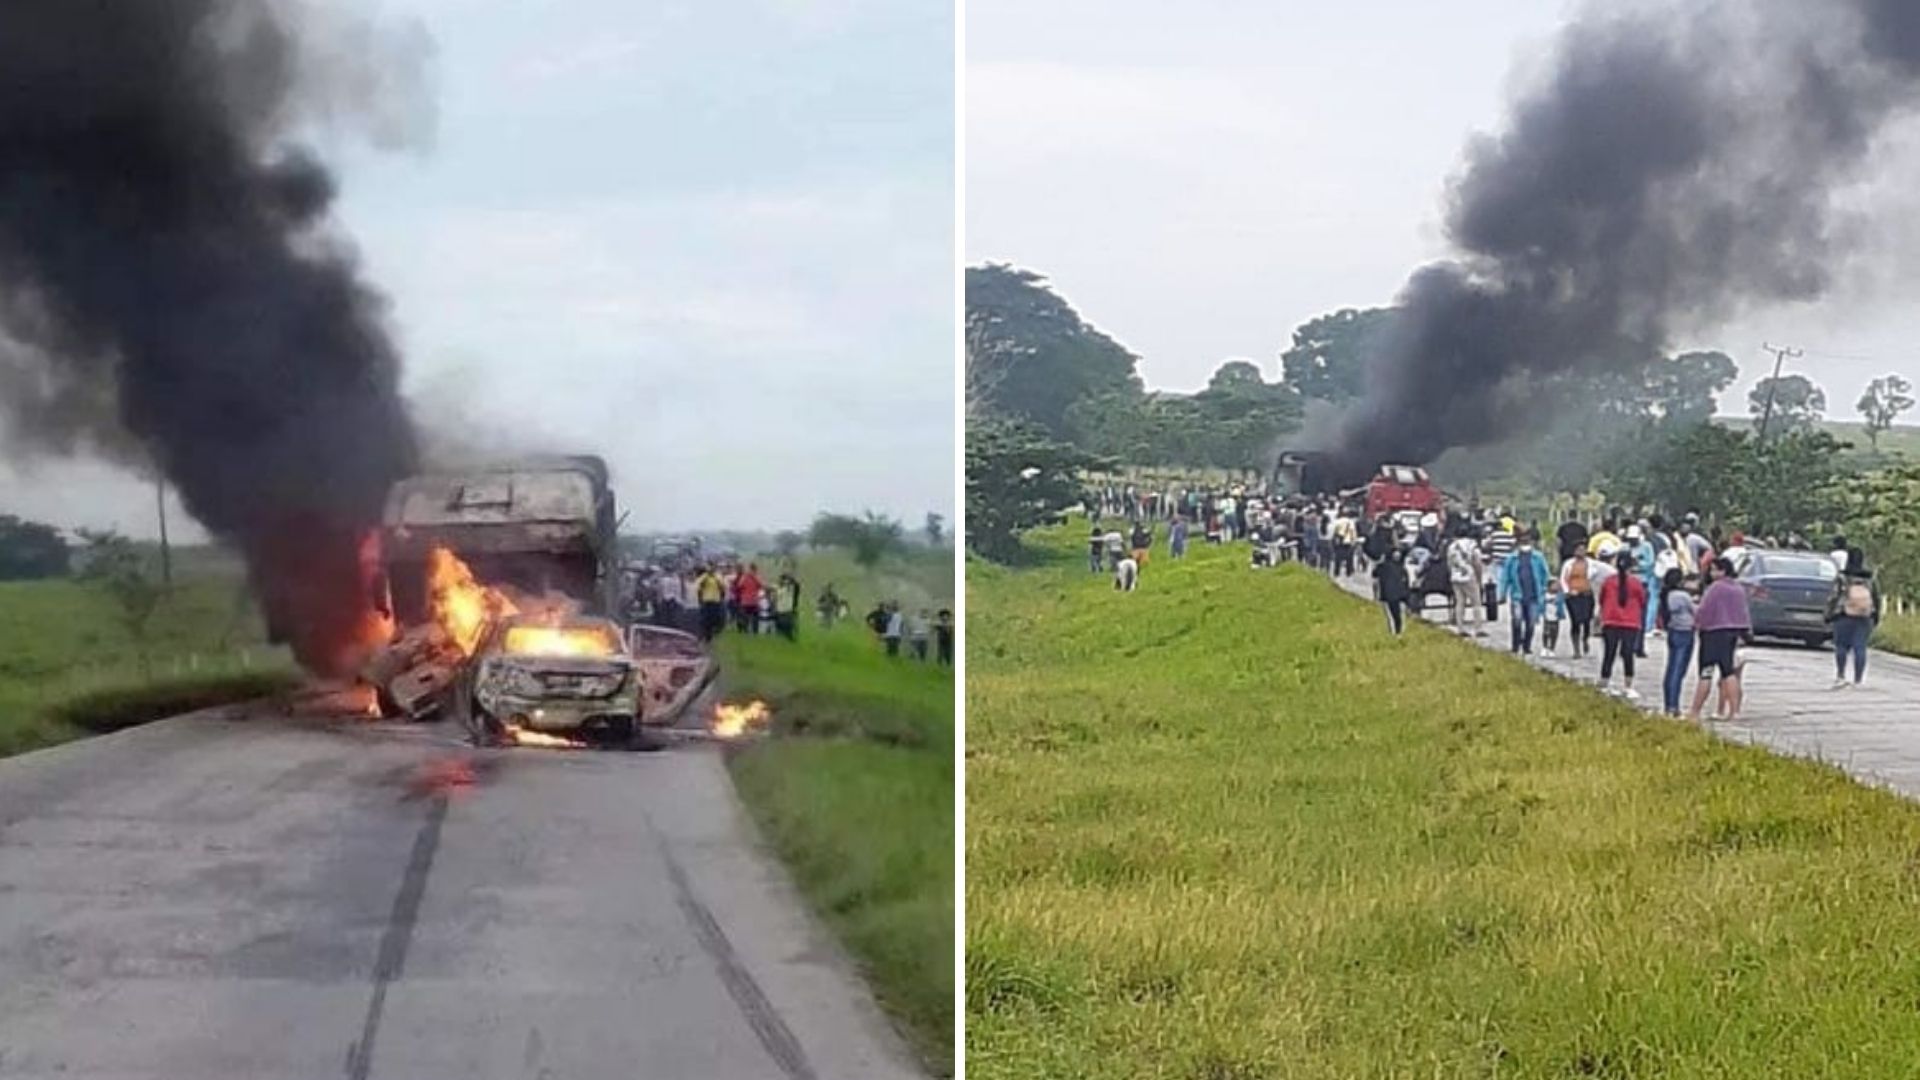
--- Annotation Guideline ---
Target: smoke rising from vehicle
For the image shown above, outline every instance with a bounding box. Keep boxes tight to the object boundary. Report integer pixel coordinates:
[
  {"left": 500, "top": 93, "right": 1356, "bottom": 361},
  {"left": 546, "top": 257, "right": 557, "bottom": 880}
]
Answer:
[
  {"left": 0, "top": 1, "right": 431, "bottom": 674},
  {"left": 1322, "top": 0, "right": 1920, "bottom": 486}
]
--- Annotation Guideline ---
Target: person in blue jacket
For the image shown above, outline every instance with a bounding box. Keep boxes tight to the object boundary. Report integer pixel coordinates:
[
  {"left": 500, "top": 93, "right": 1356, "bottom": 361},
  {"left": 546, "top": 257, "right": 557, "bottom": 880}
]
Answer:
[{"left": 1499, "top": 530, "right": 1553, "bottom": 656}]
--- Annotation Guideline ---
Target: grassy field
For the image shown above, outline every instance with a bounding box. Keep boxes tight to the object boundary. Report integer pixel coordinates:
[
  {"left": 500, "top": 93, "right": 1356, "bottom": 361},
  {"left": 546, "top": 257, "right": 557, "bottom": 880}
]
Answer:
[
  {"left": 1872, "top": 610, "right": 1920, "bottom": 659},
  {"left": 968, "top": 521, "right": 1920, "bottom": 1079},
  {"left": 716, "top": 551, "right": 955, "bottom": 1075},
  {"left": 0, "top": 572, "right": 296, "bottom": 758}
]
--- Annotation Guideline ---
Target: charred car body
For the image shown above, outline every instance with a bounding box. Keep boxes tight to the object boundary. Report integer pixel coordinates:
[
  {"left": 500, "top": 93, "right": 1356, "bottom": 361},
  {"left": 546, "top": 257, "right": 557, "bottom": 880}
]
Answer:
[{"left": 462, "top": 615, "right": 641, "bottom": 745}]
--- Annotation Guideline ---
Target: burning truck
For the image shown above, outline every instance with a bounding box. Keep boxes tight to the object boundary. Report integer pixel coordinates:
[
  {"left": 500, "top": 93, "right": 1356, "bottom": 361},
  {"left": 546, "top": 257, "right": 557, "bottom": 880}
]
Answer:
[{"left": 357, "top": 455, "right": 715, "bottom": 746}]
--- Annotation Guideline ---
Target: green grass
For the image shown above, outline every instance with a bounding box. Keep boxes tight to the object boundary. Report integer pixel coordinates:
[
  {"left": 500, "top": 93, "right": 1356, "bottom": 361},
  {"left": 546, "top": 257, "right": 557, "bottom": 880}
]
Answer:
[
  {"left": 1872, "top": 611, "right": 1920, "bottom": 659},
  {"left": 968, "top": 521, "right": 1920, "bottom": 1079},
  {"left": 715, "top": 562, "right": 955, "bottom": 1075},
  {"left": 0, "top": 575, "right": 295, "bottom": 757}
]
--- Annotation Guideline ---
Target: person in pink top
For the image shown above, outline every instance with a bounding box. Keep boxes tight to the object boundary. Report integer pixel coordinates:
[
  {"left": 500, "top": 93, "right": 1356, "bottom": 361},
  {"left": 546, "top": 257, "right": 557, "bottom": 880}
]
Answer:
[{"left": 1688, "top": 557, "right": 1752, "bottom": 721}]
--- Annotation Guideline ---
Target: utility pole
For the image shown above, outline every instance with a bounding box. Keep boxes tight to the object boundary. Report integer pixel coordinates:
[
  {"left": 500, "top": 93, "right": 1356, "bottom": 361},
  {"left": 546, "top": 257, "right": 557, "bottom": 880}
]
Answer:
[
  {"left": 1755, "top": 342, "right": 1803, "bottom": 444},
  {"left": 155, "top": 477, "right": 173, "bottom": 588}
]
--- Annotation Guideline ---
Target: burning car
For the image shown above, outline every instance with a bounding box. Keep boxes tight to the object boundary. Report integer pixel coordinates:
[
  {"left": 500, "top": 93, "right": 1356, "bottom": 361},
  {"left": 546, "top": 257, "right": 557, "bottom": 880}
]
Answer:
[{"left": 457, "top": 614, "right": 641, "bottom": 747}]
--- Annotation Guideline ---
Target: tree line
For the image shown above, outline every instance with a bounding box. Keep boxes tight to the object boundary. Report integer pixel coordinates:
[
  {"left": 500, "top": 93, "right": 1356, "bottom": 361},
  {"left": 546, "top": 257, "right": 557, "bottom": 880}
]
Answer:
[{"left": 966, "top": 262, "right": 1920, "bottom": 582}]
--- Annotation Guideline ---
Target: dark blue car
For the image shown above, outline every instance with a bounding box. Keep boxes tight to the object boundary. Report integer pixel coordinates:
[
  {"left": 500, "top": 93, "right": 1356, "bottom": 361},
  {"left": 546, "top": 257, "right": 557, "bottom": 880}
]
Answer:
[{"left": 1735, "top": 549, "right": 1838, "bottom": 645}]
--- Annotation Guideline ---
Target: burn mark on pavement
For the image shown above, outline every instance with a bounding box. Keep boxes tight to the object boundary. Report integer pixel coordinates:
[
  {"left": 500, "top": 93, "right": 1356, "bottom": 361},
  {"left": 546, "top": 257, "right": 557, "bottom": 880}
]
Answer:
[
  {"left": 661, "top": 841, "right": 819, "bottom": 1080},
  {"left": 345, "top": 792, "right": 448, "bottom": 1080}
]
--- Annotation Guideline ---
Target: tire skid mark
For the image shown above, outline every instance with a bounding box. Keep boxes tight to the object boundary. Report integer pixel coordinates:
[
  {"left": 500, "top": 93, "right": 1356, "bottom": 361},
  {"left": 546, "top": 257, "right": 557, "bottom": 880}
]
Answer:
[{"left": 345, "top": 793, "right": 449, "bottom": 1080}]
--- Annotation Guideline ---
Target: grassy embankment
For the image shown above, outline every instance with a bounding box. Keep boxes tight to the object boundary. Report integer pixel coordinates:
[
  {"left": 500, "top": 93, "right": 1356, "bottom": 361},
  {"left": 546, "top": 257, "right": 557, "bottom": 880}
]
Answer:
[
  {"left": 0, "top": 570, "right": 296, "bottom": 759},
  {"left": 716, "top": 546, "right": 955, "bottom": 1075},
  {"left": 968, "top": 521, "right": 1920, "bottom": 1079},
  {"left": 1873, "top": 611, "right": 1920, "bottom": 659}
]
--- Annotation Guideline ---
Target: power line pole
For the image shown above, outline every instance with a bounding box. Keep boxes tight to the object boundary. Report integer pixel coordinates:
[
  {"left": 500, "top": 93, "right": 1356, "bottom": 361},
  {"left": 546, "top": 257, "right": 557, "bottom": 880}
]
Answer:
[{"left": 1755, "top": 342, "right": 1803, "bottom": 444}]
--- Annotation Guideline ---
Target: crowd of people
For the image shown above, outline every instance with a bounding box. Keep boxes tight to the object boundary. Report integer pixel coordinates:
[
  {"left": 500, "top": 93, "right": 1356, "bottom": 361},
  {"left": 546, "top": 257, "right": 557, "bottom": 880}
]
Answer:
[
  {"left": 628, "top": 560, "right": 954, "bottom": 664},
  {"left": 1087, "top": 478, "right": 1888, "bottom": 720}
]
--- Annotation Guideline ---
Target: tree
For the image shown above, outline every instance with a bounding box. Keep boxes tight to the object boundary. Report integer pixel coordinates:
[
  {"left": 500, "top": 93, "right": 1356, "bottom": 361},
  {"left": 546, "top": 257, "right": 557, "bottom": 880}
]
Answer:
[
  {"left": 965, "top": 264, "right": 1144, "bottom": 437},
  {"left": 1838, "top": 464, "right": 1920, "bottom": 599},
  {"left": 1748, "top": 374, "right": 1827, "bottom": 434},
  {"left": 0, "top": 515, "right": 70, "bottom": 580},
  {"left": 1857, "top": 374, "right": 1915, "bottom": 450},
  {"left": 966, "top": 418, "right": 1104, "bottom": 562},
  {"left": 924, "top": 512, "right": 946, "bottom": 547},
  {"left": 772, "top": 529, "right": 805, "bottom": 558},
  {"left": 75, "top": 530, "right": 166, "bottom": 679},
  {"left": 1279, "top": 307, "right": 1398, "bottom": 403},
  {"left": 808, "top": 511, "right": 907, "bottom": 569}
]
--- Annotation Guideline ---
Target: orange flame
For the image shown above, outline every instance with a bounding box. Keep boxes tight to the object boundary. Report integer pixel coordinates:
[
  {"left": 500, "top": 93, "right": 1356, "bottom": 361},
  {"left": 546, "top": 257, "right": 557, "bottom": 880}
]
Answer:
[
  {"left": 506, "top": 725, "right": 587, "bottom": 750},
  {"left": 712, "top": 700, "right": 772, "bottom": 739},
  {"left": 502, "top": 624, "right": 621, "bottom": 659},
  {"left": 427, "top": 546, "right": 518, "bottom": 656}
]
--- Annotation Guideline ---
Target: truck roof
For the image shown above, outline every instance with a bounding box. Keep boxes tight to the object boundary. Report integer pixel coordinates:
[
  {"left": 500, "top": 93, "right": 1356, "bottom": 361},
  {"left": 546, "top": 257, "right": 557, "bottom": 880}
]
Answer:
[{"left": 383, "top": 457, "right": 610, "bottom": 529}]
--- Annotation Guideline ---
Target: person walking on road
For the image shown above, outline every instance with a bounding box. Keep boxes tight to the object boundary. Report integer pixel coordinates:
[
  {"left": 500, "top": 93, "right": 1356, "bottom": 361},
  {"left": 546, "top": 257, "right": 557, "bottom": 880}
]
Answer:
[
  {"left": 1374, "top": 537, "right": 1413, "bottom": 636},
  {"left": 1826, "top": 546, "right": 1882, "bottom": 688},
  {"left": 1659, "top": 567, "right": 1696, "bottom": 716},
  {"left": 1597, "top": 551, "right": 1646, "bottom": 698},
  {"left": 1499, "top": 532, "right": 1552, "bottom": 655},
  {"left": 1542, "top": 579, "right": 1566, "bottom": 656},
  {"left": 1559, "top": 548, "right": 1597, "bottom": 659},
  {"left": 1689, "top": 558, "right": 1751, "bottom": 721},
  {"left": 1445, "top": 526, "right": 1483, "bottom": 630}
]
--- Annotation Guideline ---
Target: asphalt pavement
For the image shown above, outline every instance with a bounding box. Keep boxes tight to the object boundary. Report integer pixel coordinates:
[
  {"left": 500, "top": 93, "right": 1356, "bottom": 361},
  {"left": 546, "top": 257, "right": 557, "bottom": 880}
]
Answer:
[
  {"left": 0, "top": 704, "right": 924, "bottom": 1080},
  {"left": 1334, "top": 569, "right": 1920, "bottom": 799}
]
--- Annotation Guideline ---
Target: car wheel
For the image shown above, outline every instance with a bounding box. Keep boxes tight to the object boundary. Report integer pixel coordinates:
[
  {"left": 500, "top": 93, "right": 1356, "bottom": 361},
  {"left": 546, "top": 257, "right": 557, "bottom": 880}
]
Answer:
[{"left": 605, "top": 716, "right": 635, "bottom": 747}]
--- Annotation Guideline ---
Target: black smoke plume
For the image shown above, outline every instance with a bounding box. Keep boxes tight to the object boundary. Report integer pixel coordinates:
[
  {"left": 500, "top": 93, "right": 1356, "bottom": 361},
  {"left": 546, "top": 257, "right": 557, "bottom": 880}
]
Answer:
[
  {"left": 1324, "top": 0, "right": 1920, "bottom": 486},
  {"left": 0, "top": 1, "right": 429, "bottom": 674}
]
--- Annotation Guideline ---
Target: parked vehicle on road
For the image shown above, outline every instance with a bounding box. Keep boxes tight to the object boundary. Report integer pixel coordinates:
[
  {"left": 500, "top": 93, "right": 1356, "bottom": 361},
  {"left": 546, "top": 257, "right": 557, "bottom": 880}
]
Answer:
[{"left": 1735, "top": 549, "right": 1838, "bottom": 645}]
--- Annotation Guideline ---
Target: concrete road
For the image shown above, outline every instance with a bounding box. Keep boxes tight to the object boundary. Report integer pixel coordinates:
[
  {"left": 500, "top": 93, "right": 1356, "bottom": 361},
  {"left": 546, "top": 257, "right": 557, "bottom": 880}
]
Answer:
[
  {"left": 0, "top": 706, "right": 925, "bottom": 1080},
  {"left": 1334, "top": 570, "right": 1920, "bottom": 798}
]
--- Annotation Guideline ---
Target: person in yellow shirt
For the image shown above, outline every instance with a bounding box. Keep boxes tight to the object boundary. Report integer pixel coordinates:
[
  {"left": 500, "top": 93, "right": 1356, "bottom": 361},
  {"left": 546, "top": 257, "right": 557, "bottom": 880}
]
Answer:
[{"left": 695, "top": 565, "right": 727, "bottom": 640}]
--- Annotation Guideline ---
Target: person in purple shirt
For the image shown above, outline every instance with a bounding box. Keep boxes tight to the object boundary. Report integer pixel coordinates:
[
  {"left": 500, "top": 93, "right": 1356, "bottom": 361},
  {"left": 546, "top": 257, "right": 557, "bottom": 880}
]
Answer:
[{"left": 1688, "top": 557, "right": 1751, "bottom": 721}]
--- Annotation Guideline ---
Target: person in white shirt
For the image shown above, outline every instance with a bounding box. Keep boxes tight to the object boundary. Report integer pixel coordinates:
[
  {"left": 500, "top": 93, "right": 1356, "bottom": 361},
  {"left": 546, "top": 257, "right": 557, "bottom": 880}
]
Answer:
[
  {"left": 1114, "top": 556, "right": 1139, "bottom": 592},
  {"left": 1445, "top": 529, "right": 1482, "bottom": 628}
]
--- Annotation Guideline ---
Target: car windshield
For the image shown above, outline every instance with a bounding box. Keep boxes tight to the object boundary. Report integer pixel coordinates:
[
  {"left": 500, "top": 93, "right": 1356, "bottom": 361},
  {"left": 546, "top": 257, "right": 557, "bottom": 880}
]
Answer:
[
  {"left": 1750, "top": 555, "right": 1837, "bottom": 581},
  {"left": 502, "top": 623, "right": 623, "bottom": 658}
]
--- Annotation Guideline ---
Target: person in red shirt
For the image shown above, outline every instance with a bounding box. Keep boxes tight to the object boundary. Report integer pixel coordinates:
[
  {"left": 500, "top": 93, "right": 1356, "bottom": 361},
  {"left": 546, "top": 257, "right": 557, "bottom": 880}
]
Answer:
[
  {"left": 733, "top": 564, "right": 764, "bottom": 633},
  {"left": 1598, "top": 551, "right": 1647, "bottom": 699}
]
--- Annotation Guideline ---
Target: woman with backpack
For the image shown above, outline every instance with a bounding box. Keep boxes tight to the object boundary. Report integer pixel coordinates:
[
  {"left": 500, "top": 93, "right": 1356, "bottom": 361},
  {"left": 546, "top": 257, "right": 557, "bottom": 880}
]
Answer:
[
  {"left": 1827, "top": 546, "right": 1882, "bottom": 689},
  {"left": 1558, "top": 548, "right": 1597, "bottom": 659}
]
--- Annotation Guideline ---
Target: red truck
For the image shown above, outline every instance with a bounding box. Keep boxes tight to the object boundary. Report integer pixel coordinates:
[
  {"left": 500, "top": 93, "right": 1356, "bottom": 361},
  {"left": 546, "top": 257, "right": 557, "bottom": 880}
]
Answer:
[{"left": 1273, "top": 452, "right": 1445, "bottom": 521}]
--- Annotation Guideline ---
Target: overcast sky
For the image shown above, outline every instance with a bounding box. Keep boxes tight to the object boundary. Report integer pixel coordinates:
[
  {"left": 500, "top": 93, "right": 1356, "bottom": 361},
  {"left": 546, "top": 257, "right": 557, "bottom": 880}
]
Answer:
[
  {"left": 3, "top": 0, "right": 953, "bottom": 541},
  {"left": 967, "top": 0, "right": 1920, "bottom": 413}
]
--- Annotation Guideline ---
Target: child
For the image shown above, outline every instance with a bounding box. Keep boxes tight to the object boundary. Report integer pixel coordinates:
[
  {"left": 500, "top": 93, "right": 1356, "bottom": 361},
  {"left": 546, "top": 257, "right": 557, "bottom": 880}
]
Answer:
[{"left": 1542, "top": 578, "right": 1566, "bottom": 656}]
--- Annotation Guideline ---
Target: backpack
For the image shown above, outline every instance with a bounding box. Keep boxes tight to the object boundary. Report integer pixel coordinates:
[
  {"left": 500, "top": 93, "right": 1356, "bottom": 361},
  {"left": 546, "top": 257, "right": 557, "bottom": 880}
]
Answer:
[
  {"left": 1842, "top": 580, "right": 1874, "bottom": 618},
  {"left": 1565, "top": 558, "right": 1590, "bottom": 594}
]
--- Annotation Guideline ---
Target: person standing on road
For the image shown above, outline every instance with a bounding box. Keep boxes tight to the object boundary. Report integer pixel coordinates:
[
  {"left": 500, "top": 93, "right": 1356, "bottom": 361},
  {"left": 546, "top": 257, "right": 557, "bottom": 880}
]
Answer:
[
  {"left": 1559, "top": 548, "right": 1597, "bottom": 659},
  {"left": 1625, "top": 525, "right": 1657, "bottom": 656},
  {"left": 1829, "top": 534, "right": 1851, "bottom": 574},
  {"left": 1542, "top": 579, "right": 1566, "bottom": 656},
  {"left": 1500, "top": 532, "right": 1551, "bottom": 655},
  {"left": 1482, "top": 519, "right": 1516, "bottom": 622},
  {"left": 1445, "top": 526, "right": 1483, "bottom": 630},
  {"left": 1689, "top": 558, "right": 1751, "bottom": 721},
  {"left": 695, "top": 564, "right": 728, "bottom": 641},
  {"left": 1374, "top": 537, "right": 1413, "bottom": 636},
  {"left": 1597, "top": 551, "right": 1646, "bottom": 698},
  {"left": 1659, "top": 567, "right": 1696, "bottom": 716},
  {"left": 1331, "top": 509, "right": 1359, "bottom": 577},
  {"left": 1826, "top": 546, "right": 1882, "bottom": 688}
]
